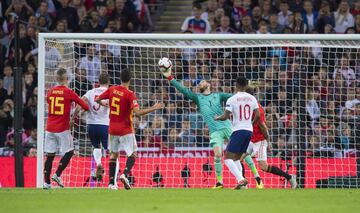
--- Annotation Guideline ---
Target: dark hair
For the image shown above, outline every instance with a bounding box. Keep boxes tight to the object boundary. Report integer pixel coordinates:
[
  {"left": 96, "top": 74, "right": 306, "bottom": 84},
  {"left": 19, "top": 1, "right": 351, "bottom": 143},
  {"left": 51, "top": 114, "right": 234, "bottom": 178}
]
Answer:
[
  {"left": 98, "top": 72, "right": 109, "bottom": 85},
  {"left": 236, "top": 76, "right": 248, "bottom": 88},
  {"left": 121, "top": 69, "right": 132, "bottom": 83},
  {"left": 193, "top": 3, "right": 202, "bottom": 10},
  {"left": 245, "top": 87, "right": 254, "bottom": 95},
  {"left": 56, "top": 68, "right": 67, "bottom": 82}
]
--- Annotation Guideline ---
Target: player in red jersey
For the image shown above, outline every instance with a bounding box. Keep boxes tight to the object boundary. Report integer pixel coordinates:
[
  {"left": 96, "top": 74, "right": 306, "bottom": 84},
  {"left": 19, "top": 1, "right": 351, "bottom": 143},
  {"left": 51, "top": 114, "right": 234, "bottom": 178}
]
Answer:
[
  {"left": 43, "top": 68, "right": 89, "bottom": 189},
  {"left": 246, "top": 86, "right": 297, "bottom": 189},
  {"left": 96, "top": 70, "right": 163, "bottom": 190}
]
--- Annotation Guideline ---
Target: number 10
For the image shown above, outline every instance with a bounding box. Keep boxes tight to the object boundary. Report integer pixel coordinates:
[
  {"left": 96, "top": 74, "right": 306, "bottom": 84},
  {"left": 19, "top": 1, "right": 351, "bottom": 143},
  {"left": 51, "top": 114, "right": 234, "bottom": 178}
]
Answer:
[{"left": 239, "top": 104, "right": 251, "bottom": 121}]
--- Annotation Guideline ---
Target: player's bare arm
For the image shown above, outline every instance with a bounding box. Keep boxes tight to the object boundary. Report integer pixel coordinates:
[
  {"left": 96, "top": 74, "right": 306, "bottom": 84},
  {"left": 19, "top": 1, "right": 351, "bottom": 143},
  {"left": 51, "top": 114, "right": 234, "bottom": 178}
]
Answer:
[
  {"left": 73, "top": 96, "right": 88, "bottom": 118},
  {"left": 214, "top": 110, "right": 231, "bottom": 121},
  {"left": 133, "top": 102, "right": 164, "bottom": 117},
  {"left": 258, "top": 120, "right": 270, "bottom": 142},
  {"left": 252, "top": 108, "right": 260, "bottom": 125}
]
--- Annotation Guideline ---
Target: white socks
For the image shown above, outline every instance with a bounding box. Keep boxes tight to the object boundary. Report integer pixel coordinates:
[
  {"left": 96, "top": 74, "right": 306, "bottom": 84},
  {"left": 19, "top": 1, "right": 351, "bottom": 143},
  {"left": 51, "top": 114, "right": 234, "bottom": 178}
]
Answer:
[
  {"left": 225, "top": 159, "right": 244, "bottom": 182},
  {"left": 114, "top": 158, "right": 119, "bottom": 187},
  {"left": 93, "top": 148, "right": 102, "bottom": 166},
  {"left": 234, "top": 160, "right": 242, "bottom": 171}
]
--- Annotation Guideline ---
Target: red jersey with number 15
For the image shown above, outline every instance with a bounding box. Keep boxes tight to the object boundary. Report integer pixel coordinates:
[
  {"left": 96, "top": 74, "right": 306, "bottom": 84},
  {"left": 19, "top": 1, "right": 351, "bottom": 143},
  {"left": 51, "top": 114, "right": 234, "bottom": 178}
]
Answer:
[
  {"left": 98, "top": 85, "right": 139, "bottom": 136},
  {"left": 46, "top": 85, "right": 89, "bottom": 133},
  {"left": 251, "top": 102, "right": 266, "bottom": 143}
]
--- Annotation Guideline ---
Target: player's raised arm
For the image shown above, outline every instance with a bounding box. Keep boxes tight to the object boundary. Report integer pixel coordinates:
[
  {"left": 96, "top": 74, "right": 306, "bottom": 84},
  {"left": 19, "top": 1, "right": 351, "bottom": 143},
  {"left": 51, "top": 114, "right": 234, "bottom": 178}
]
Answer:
[
  {"left": 162, "top": 67, "right": 198, "bottom": 102},
  {"left": 133, "top": 102, "right": 164, "bottom": 117}
]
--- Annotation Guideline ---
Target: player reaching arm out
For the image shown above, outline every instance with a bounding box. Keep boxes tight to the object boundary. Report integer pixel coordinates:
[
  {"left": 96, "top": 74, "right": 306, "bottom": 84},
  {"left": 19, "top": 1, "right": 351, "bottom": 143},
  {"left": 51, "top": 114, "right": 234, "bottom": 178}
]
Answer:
[
  {"left": 162, "top": 66, "right": 262, "bottom": 189},
  {"left": 95, "top": 70, "right": 163, "bottom": 190}
]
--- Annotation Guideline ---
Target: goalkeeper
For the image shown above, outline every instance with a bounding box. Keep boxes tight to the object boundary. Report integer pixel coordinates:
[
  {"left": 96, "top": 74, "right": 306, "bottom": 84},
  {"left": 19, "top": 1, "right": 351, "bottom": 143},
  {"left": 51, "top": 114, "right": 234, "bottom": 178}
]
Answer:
[{"left": 162, "top": 69, "right": 263, "bottom": 189}]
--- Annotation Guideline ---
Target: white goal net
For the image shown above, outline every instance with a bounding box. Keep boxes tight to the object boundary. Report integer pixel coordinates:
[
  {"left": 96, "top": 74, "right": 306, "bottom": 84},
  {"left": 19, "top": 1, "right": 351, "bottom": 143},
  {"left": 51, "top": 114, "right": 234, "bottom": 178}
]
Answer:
[{"left": 37, "top": 34, "right": 360, "bottom": 189}]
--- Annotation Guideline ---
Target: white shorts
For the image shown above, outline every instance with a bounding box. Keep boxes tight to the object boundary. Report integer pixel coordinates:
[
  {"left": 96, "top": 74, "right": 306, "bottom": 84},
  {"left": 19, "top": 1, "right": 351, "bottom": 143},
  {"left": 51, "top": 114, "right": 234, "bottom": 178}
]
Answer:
[
  {"left": 109, "top": 134, "right": 138, "bottom": 157},
  {"left": 45, "top": 130, "right": 74, "bottom": 154},
  {"left": 247, "top": 140, "right": 267, "bottom": 161}
]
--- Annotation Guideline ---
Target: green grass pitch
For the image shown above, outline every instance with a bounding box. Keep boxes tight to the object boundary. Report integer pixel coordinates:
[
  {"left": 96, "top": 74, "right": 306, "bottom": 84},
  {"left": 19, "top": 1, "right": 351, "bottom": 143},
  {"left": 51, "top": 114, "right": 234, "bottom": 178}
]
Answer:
[{"left": 1, "top": 188, "right": 359, "bottom": 213}]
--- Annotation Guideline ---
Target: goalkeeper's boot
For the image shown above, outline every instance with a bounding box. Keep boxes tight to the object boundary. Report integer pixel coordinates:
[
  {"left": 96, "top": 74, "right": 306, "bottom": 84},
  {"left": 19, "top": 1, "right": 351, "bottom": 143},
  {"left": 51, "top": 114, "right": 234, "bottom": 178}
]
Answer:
[
  {"left": 96, "top": 164, "right": 104, "bottom": 181},
  {"left": 52, "top": 174, "right": 64, "bottom": 188},
  {"left": 119, "top": 174, "right": 131, "bottom": 190},
  {"left": 290, "top": 175, "right": 297, "bottom": 189},
  {"left": 212, "top": 182, "right": 224, "bottom": 189},
  {"left": 234, "top": 179, "right": 248, "bottom": 190},
  {"left": 43, "top": 183, "right": 52, "bottom": 190},
  {"left": 108, "top": 184, "right": 118, "bottom": 190},
  {"left": 255, "top": 177, "right": 264, "bottom": 189}
]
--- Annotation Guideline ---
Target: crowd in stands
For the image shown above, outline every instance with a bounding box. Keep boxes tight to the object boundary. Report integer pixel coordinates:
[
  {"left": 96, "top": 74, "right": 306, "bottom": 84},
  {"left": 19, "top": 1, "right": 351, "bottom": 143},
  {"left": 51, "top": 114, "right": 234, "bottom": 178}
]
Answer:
[
  {"left": 0, "top": 0, "right": 155, "bottom": 156},
  {"left": 0, "top": 0, "right": 359, "bottom": 159}
]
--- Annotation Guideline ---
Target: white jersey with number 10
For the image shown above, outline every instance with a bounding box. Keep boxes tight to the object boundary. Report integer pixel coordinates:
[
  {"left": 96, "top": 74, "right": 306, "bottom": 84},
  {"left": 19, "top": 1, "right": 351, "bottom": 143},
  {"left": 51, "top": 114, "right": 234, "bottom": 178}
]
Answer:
[
  {"left": 225, "top": 92, "right": 259, "bottom": 132},
  {"left": 83, "top": 87, "right": 110, "bottom": 125}
]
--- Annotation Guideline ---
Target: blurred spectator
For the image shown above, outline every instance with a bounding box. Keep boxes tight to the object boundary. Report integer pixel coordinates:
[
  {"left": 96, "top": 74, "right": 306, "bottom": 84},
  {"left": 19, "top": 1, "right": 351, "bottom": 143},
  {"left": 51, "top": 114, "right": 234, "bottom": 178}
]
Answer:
[
  {"left": 181, "top": 3, "right": 211, "bottom": 33},
  {"left": 110, "top": 0, "right": 139, "bottom": 33},
  {"left": 239, "top": 15, "right": 255, "bottom": 33},
  {"left": 138, "top": 127, "right": 162, "bottom": 148},
  {"left": 178, "top": 120, "right": 196, "bottom": 147},
  {"left": 69, "top": 67, "right": 93, "bottom": 97},
  {"left": 2, "top": 65, "right": 13, "bottom": 92},
  {"left": 167, "top": 128, "right": 179, "bottom": 148},
  {"left": 317, "top": 1, "right": 335, "bottom": 33},
  {"left": 5, "top": 0, "right": 34, "bottom": 22},
  {"left": 23, "top": 94, "right": 37, "bottom": 131},
  {"left": 345, "top": 87, "right": 360, "bottom": 109},
  {"left": 201, "top": 0, "right": 217, "bottom": 21},
  {"left": 306, "top": 88, "right": 321, "bottom": 123},
  {"left": 332, "top": 55, "right": 356, "bottom": 86},
  {"left": 0, "top": 102, "right": 13, "bottom": 147},
  {"left": 352, "top": 0, "right": 360, "bottom": 16},
  {"left": 277, "top": 1, "right": 292, "bottom": 27},
  {"left": 334, "top": 0, "right": 354, "bottom": 33},
  {"left": 215, "top": 16, "right": 236, "bottom": 34},
  {"left": 70, "top": 0, "right": 87, "bottom": 22},
  {"left": 302, "top": 0, "right": 318, "bottom": 32},
  {"left": 55, "top": 0, "right": 79, "bottom": 32},
  {"left": 78, "top": 44, "right": 101, "bottom": 83},
  {"left": 268, "top": 14, "right": 283, "bottom": 33},
  {"left": 260, "top": 0, "right": 272, "bottom": 21},
  {"left": 35, "top": 1, "right": 52, "bottom": 28},
  {"left": 291, "top": 11, "right": 309, "bottom": 33}
]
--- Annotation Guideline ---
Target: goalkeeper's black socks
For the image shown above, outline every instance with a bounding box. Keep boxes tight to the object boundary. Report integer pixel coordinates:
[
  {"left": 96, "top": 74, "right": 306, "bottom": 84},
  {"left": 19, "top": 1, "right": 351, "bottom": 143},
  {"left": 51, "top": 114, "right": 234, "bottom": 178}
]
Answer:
[
  {"left": 123, "top": 155, "right": 136, "bottom": 176},
  {"left": 44, "top": 155, "right": 55, "bottom": 184},
  {"left": 267, "top": 165, "right": 291, "bottom": 180},
  {"left": 55, "top": 150, "right": 74, "bottom": 177},
  {"left": 109, "top": 158, "right": 117, "bottom": 185}
]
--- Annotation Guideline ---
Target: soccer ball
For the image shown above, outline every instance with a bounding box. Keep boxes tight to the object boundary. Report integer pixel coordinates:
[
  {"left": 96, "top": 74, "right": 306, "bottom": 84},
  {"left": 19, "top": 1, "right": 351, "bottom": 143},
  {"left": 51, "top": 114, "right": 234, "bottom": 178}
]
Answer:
[{"left": 158, "top": 57, "right": 172, "bottom": 72}]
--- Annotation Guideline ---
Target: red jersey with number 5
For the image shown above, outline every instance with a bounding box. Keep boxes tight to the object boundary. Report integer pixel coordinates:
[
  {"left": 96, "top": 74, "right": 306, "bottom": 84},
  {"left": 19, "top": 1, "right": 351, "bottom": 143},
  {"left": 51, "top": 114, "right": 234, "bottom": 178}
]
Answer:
[
  {"left": 97, "top": 85, "right": 139, "bottom": 136},
  {"left": 251, "top": 102, "right": 266, "bottom": 143},
  {"left": 46, "top": 85, "right": 89, "bottom": 133}
]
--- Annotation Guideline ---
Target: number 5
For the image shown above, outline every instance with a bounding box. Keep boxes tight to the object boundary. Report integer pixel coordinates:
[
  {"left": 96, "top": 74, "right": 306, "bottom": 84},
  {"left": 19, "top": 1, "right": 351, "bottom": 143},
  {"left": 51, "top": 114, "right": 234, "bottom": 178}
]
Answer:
[{"left": 111, "top": 97, "right": 120, "bottom": 115}]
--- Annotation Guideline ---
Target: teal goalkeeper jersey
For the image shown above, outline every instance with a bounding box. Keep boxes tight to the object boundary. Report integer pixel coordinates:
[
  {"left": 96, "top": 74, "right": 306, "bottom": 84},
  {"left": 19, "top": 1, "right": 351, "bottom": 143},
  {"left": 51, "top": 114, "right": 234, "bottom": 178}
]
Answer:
[{"left": 170, "top": 79, "right": 232, "bottom": 133}]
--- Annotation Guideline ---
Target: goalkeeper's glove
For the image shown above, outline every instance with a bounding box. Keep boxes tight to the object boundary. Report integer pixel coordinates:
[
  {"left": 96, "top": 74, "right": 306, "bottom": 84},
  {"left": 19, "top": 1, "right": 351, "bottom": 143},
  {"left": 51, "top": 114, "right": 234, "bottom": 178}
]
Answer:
[{"left": 162, "top": 68, "right": 172, "bottom": 79}]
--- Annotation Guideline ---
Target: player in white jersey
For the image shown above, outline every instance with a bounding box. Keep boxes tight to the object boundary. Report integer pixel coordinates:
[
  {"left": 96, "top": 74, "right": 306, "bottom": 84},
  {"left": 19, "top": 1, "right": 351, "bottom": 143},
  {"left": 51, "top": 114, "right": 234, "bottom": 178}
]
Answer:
[
  {"left": 215, "top": 76, "right": 260, "bottom": 189},
  {"left": 73, "top": 73, "right": 116, "bottom": 181}
]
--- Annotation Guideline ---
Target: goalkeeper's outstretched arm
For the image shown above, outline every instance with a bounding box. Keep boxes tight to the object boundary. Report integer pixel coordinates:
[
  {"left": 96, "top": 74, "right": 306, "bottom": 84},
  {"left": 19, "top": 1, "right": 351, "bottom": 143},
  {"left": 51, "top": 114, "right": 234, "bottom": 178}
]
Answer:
[{"left": 162, "top": 68, "right": 198, "bottom": 102}]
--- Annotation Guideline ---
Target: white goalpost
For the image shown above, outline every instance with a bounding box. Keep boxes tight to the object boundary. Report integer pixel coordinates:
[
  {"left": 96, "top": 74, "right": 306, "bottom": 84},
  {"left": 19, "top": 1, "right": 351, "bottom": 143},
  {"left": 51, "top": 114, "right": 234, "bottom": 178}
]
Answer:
[{"left": 37, "top": 33, "right": 360, "bottom": 189}]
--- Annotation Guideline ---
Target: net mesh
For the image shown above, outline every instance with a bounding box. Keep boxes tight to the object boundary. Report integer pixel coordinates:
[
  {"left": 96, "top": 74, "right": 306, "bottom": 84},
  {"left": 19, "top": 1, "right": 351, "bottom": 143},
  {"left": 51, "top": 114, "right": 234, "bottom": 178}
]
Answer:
[{"left": 40, "top": 37, "right": 360, "bottom": 188}]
